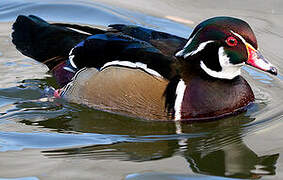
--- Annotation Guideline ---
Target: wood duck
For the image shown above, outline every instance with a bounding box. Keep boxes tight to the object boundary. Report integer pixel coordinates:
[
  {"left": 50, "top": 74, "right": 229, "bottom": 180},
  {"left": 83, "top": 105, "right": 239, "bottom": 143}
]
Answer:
[{"left": 12, "top": 15, "right": 277, "bottom": 121}]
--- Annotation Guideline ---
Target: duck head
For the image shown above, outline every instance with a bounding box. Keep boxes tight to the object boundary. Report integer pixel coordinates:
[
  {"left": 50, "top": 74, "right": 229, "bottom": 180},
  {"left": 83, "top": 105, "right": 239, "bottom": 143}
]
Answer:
[
  {"left": 170, "top": 17, "right": 278, "bottom": 120},
  {"left": 176, "top": 16, "right": 277, "bottom": 80}
]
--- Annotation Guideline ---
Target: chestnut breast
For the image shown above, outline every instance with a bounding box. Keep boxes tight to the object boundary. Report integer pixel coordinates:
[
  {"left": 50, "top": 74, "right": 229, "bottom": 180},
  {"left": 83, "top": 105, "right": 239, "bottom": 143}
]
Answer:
[{"left": 181, "top": 76, "right": 254, "bottom": 120}]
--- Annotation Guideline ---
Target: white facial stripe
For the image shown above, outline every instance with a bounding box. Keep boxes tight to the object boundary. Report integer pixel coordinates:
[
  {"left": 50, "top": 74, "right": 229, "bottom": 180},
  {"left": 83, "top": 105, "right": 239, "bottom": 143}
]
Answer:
[
  {"left": 183, "top": 33, "right": 196, "bottom": 49},
  {"left": 230, "top": 31, "right": 256, "bottom": 50},
  {"left": 200, "top": 47, "right": 244, "bottom": 80},
  {"left": 231, "top": 31, "right": 247, "bottom": 44},
  {"left": 174, "top": 79, "right": 186, "bottom": 121},
  {"left": 175, "top": 28, "right": 203, "bottom": 57},
  {"left": 184, "top": 28, "right": 203, "bottom": 48},
  {"left": 231, "top": 31, "right": 275, "bottom": 71},
  {"left": 100, "top": 60, "right": 163, "bottom": 78},
  {"left": 176, "top": 40, "right": 214, "bottom": 58},
  {"left": 184, "top": 41, "right": 214, "bottom": 58},
  {"left": 175, "top": 49, "right": 185, "bottom": 57}
]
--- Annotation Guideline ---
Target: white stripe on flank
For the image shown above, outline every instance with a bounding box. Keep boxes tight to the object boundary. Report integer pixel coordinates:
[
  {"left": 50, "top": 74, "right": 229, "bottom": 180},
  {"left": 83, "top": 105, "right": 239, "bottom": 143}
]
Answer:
[
  {"left": 174, "top": 79, "right": 186, "bottom": 121},
  {"left": 100, "top": 60, "right": 163, "bottom": 78}
]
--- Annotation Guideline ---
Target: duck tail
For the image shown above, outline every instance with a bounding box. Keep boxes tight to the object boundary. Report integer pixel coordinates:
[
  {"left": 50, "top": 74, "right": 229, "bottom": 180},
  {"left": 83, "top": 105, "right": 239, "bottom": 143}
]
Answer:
[{"left": 11, "top": 15, "right": 90, "bottom": 68}]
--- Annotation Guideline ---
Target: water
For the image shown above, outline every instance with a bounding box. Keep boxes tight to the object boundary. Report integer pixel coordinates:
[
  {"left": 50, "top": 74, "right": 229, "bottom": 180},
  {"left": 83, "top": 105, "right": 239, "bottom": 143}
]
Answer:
[{"left": 0, "top": 0, "right": 283, "bottom": 179}]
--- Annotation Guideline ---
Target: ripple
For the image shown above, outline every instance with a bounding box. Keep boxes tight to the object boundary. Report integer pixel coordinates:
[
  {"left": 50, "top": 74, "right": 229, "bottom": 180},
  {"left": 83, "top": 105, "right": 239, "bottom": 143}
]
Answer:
[
  {"left": 0, "top": 131, "right": 131, "bottom": 152},
  {"left": 243, "top": 66, "right": 273, "bottom": 84}
]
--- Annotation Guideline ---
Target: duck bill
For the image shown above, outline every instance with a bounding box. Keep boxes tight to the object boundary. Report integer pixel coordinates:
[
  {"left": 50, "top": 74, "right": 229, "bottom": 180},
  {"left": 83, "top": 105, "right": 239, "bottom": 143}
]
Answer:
[{"left": 245, "top": 44, "right": 277, "bottom": 75}]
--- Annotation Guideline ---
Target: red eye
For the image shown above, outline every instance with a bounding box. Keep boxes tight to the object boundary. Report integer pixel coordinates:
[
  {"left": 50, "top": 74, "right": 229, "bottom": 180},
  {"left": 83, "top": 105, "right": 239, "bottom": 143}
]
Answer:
[{"left": 226, "top": 36, "right": 238, "bottom": 47}]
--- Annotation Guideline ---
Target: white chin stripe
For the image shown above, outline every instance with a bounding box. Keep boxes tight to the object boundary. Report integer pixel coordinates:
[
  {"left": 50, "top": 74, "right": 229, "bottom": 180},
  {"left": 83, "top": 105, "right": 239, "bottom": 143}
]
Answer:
[
  {"left": 174, "top": 79, "right": 186, "bottom": 121},
  {"left": 231, "top": 30, "right": 247, "bottom": 44},
  {"left": 100, "top": 60, "right": 163, "bottom": 78},
  {"left": 200, "top": 47, "right": 243, "bottom": 80}
]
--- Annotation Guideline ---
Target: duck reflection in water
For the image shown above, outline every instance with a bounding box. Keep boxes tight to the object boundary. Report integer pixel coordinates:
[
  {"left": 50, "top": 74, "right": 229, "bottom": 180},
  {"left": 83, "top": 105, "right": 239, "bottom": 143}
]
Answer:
[{"left": 34, "top": 109, "right": 279, "bottom": 179}]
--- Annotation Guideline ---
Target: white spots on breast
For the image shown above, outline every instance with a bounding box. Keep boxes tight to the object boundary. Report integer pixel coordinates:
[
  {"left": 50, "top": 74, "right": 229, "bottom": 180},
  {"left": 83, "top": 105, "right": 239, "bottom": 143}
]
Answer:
[{"left": 174, "top": 79, "right": 186, "bottom": 121}]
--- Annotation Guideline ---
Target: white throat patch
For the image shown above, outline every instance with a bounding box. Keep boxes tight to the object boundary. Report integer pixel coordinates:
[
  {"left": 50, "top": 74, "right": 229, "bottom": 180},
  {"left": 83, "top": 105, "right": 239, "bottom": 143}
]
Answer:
[{"left": 200, "top": 47, "right": 244, "bottom": 80}]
